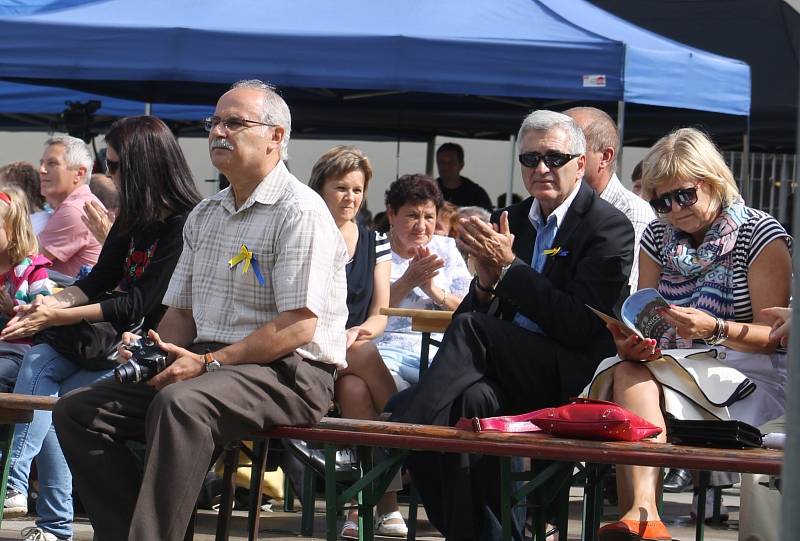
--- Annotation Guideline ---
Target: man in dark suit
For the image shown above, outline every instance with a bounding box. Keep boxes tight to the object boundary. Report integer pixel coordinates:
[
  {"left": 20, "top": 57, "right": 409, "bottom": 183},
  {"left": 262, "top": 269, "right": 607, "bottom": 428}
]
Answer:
[{"left": 391, "top": 110, "right": 634, "bottom": 540}]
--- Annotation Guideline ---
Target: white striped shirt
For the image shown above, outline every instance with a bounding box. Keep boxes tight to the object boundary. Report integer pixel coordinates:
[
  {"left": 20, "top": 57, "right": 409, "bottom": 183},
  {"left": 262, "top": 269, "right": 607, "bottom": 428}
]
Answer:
[{"left": 600, "top": 174, "right": 656, "bottom": 291}]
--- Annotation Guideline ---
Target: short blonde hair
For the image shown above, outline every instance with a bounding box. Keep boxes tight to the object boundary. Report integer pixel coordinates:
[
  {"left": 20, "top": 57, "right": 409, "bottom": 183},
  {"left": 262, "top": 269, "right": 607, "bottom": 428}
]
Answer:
[
  {"left": 641, "top": 128, "right": 740, "bottom": 209},
  {"left": 308, "top": 146, "right": 373, "bottom": 196},
  {"left": 0, "top": 185, "right": 38, "bottom": 264}
]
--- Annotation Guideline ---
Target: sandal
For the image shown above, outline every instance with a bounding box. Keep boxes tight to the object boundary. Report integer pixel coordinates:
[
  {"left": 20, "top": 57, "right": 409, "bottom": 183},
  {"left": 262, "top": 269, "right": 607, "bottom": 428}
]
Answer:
[
  {"left": 375, "top": 510, "right": 408, "bottom": 537},
  {"left": 598, "top": 519, "right": 671, "bottom": 541}
]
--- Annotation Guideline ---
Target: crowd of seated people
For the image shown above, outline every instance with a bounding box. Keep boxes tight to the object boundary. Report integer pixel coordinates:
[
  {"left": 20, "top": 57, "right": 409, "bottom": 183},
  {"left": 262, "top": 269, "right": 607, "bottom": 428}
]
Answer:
[{"left": 0, "top": 83, "right": 789, "bottom": 541}]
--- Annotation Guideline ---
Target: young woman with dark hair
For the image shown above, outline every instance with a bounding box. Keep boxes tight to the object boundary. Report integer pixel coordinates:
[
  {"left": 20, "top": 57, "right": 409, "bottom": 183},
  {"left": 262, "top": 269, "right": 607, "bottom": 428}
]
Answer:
[{"left": 0, "top": 116, "right": 201, "bottom": 541}]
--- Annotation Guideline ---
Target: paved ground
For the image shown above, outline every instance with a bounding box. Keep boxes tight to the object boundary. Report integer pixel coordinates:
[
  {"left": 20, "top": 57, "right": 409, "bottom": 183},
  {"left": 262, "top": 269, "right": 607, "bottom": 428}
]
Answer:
[{"left": 0, "top": 487, "right": 743, "bottom": 540}]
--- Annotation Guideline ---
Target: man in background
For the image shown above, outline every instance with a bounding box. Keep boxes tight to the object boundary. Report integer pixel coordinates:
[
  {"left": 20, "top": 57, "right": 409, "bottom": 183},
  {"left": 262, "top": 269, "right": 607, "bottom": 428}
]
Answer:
[
  {"left": 564, "top": 107, "right": 654, "bottom": 290},
  {"left": 435, "top": 142, "right": 493, "bottom": 210}
]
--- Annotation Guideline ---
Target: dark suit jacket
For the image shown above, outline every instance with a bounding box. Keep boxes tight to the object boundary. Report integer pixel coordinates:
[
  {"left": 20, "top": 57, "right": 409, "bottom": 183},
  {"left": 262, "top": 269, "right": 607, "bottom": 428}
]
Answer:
[{"left": 459, "top": 181, "right": 634, "bottom": 396}]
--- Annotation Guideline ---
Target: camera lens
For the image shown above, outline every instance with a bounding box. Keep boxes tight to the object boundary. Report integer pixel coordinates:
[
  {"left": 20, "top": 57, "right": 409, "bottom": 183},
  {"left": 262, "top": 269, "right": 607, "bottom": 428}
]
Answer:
[{"left": 114, "top": 360, "right": 141, "bottom": 384}]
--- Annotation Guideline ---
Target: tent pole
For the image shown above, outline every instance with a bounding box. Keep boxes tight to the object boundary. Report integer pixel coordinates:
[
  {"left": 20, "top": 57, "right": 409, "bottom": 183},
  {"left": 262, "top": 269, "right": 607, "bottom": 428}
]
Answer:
[
  {"left": 616, "top": 101, "right": 625, "bottom": 175},
  {"left": 741, "top": 124, "right": 751, "bottom": 205},
  {"left": 144, "top": 102, "right": 152, "bottom": 116},
  {"left": 780, "top": 58, "right": 800, "bottom": 541},
  {"left": 425, "top": 137, "right": 436, "bottom": 177},
  {"left": 505, "top": 134, "right": 516, "bottom": 209}
]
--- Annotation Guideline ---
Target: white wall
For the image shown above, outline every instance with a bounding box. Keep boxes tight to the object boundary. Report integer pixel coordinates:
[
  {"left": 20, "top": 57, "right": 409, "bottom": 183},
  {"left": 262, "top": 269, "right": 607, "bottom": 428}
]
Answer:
[{"left": 0, "top": 130, "right": 651, "bottom": 210}]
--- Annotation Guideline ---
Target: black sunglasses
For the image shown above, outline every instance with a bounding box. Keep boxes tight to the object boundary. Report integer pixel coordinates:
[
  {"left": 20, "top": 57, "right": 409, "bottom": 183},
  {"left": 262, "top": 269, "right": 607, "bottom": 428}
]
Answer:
[
  {"left": 649, "top": 183, "right": 702, "bottom": 214},
  {"left": 518, "top": 152, "right": 581, "bottom": 169},
  {"left": 105, "top": 159, "right": 120, "bottom": 175},
  {"left": 203, "top": 116, "right": 275, "bottom": 132}
]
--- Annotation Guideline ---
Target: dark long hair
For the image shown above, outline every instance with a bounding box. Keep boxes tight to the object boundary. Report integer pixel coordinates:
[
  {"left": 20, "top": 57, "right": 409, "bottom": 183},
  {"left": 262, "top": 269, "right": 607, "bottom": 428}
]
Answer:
[{"left": 104, "top": 116, "right": 200, "bottom": 234}]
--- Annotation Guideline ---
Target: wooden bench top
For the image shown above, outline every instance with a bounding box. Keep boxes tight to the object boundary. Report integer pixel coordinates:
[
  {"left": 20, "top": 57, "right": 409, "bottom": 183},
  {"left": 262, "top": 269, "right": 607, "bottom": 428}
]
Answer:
[
  {"left": 0, "top": 393, "right": 59, "bottom": 424},
  {"left": 262, "top": 417, "right": 782, "bottom": 476},
  {"left": 380, "top": 307, "right": 453, "bottom": 333}
]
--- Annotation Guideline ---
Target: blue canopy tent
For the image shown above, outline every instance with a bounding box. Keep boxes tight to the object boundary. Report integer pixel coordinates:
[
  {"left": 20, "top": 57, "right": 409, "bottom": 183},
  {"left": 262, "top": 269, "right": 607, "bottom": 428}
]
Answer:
[{"left": 0, "top": 0, "right": 749, "bottom": 122}]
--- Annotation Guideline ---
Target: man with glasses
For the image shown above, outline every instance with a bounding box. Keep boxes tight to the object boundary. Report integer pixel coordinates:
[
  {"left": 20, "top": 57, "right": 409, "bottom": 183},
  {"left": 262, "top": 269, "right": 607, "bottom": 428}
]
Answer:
[
  {"left": 54, "top": 80, "right": 348, "bottom": 541},
  {"left": 391, "top": 110, "right": 634, "bottom": 540},
  {"left": 564, "top": 107, "right": 655, "bottom": 291},
  {"left": 37, "top": 135, "right": 104, "bottom": 279}
]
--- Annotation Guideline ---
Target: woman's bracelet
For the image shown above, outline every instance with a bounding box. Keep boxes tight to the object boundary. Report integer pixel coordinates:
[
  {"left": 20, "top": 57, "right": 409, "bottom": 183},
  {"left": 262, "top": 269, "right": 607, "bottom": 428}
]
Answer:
[
  {"left": 437, "top": 289, "right": 449, "bottom": 308},
  {"left": 703, "top": 317, "right": 729, "bottom": 346}
]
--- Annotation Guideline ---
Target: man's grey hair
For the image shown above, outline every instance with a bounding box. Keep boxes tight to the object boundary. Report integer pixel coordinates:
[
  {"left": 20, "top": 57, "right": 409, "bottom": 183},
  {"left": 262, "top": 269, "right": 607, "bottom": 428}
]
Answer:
[
  {"left": 562, "top": 106, "right": 619, "bottom": 175},
  {"left": 231, "top": 79, "right": 292, "bottom": 161},
  {"left": 44, "top": 135, "right": 93, "bottom": 183},
  {"left": 457, "top": 206, "right": 491, "bottom": 222},
  {"left": 516, "top": 110, "right": 586, "bottom": 156}
]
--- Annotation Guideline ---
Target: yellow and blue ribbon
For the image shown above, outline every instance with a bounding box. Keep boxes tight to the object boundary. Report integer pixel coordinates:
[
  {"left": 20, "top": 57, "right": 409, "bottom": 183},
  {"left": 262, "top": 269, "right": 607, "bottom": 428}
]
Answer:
[
  {"left": 228, "top": 244, "right": 266, "bottom": 286},
  {"left": 543, "top": 247, "right": 569, "bottom": 257}
]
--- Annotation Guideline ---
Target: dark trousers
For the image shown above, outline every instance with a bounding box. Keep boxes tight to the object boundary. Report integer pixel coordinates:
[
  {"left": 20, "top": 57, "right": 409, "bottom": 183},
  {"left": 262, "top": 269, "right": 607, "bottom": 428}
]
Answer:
[
  {"left": 53, "top": 345, "right": 334, "bottom": 541},
  {"left": 392, "top": 312, "right": 586, "bottom": 541}
]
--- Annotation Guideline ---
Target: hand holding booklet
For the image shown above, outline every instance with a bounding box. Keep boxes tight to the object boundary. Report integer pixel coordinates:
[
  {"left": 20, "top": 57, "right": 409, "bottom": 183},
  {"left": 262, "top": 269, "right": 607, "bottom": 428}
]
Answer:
[{"left": 587, "top": 288, "right": 671, "bottom": 339}]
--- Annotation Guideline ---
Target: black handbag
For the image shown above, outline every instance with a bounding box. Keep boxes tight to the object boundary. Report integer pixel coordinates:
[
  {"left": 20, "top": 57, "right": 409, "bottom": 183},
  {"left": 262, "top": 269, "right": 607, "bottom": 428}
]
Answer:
[
  {"left": 667, "top": 418, "right": 762, "bottom": 448},
  {"left": 34, "top": 291, "right": 144, "bottom": 372}
]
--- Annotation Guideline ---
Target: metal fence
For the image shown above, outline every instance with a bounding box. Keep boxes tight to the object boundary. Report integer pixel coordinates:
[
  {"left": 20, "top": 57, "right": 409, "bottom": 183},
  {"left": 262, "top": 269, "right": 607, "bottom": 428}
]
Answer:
[{"left": 726, "top": 151, "right": 797, "bottom": 225}]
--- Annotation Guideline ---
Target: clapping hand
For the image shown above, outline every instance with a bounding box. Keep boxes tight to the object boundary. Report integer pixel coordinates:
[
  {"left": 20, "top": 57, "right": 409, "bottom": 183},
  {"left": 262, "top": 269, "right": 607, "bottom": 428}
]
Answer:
[
  {"left": 401, "top": 245, "right": 445, "bottom": 292},
  {"left": 82, "top": 200, "right": 114, "bottom": 244}
]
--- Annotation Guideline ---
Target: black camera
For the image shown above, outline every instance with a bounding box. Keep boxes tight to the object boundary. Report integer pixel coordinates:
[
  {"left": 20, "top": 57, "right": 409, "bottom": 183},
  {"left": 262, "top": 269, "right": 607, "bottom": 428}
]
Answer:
[{"left": 114, "top": 338, "right": 170, "bottom": 384}]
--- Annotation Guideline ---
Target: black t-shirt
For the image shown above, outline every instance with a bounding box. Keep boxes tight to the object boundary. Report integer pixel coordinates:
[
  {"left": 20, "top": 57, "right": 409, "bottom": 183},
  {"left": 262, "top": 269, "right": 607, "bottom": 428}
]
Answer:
[
  {"left": 436, "top": 176, "right": 493, "bottom": 210},
  {"left": 345, "top": 223, "right": 390, "bottom": 328}
]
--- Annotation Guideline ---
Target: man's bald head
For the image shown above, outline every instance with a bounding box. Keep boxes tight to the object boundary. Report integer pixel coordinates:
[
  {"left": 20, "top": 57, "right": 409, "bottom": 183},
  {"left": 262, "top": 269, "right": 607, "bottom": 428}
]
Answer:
[{"left": 563, "top": 107, "right": 619, "bottom": 192}]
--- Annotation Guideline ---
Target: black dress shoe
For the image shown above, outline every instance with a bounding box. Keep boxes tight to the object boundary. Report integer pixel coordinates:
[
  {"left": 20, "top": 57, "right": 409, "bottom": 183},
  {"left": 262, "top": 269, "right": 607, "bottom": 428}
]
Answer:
[
  {"left": 285, "top": 439, "right": 359, "bottom": 476},
  {"left": 663, "top": 468, "right": 693, "bottom": 493}
]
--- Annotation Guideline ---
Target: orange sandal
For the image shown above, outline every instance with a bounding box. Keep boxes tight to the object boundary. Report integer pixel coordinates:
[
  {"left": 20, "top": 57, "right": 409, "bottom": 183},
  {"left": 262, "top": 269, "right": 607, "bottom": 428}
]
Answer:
[{"left": 598, "top": 519, "right": 671, "bottom": 541}]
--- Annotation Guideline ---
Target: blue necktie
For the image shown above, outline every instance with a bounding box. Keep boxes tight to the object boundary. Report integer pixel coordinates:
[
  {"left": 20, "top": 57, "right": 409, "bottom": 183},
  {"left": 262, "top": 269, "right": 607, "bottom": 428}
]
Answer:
[{"left": 512, "top": 215, "right": 557, "bottom": 333}]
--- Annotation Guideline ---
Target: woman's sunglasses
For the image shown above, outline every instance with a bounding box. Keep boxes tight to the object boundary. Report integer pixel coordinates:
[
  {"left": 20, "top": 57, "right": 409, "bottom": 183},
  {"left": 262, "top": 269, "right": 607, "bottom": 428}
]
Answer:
[
  {"left": 649, "top": 182, "right": 702, "bottom": 214},
  {"left": 518, "top": 152, "right": 580, "bottom": 169}
]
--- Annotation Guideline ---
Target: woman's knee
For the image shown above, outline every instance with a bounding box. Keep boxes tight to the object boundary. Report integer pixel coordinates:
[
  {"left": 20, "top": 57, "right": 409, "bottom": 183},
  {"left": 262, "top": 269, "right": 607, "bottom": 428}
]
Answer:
[
  {"left": 612, "top": 361, "right": 658, "bottom": 397},
  {"left": 335, "top": 374, "right": 371, "bottom": 407}
]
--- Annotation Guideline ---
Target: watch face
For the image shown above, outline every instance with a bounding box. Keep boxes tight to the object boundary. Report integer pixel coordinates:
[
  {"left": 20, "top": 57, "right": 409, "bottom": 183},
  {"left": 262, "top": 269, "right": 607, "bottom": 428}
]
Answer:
[{"left": 206, "top": 360, "right": 222, "bottom": 372}]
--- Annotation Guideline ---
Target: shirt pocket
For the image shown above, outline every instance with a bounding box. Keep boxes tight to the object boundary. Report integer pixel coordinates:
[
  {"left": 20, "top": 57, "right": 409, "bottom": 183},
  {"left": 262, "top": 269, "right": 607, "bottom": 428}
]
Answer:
[{"left": 230, "top": 250, "right": 277, "bottom": 326}]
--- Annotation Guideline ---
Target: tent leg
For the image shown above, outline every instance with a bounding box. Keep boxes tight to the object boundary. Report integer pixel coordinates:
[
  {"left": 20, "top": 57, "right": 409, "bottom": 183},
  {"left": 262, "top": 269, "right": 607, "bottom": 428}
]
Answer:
[
  {"left": 505, "top": 134, "right": 516, "bottom": 209},
  {"left": 425, "top": 137, "right": 436, "bottom": 177},
  {"left": 616, "top": 100, "right": 625, "bottom": 175},
  {"left": 741, "top": 132, "right": 751, "bottom": 206},
  {"left": 144, "top": 102, "right": 152, "bottom": 116}
]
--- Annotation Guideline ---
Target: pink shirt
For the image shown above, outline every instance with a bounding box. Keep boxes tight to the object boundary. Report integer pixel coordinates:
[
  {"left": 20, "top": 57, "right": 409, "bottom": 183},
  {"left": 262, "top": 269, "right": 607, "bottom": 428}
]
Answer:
[{"left": 37, "top": 184, "right": 104, "bottom": 277}]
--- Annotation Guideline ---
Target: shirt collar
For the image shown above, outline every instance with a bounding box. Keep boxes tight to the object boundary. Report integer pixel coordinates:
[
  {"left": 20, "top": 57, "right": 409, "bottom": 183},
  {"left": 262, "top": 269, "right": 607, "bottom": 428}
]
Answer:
[
  {"left": 212, "top": 160, "right": 291, "bottom": 214},
  {"left": 529, "top": 180, "right": 583, "bottom": 228}
]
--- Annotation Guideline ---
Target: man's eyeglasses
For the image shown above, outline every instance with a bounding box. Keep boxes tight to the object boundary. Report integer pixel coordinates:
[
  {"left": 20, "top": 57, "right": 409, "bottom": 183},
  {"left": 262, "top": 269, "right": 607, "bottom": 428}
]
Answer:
[
  {"left": 203, "top": 116, "right": 275, "bottom": 132},
  {"left": 649, "top": 182, "right": 703, "bottom": 214},
  {"left": 518, "top": 152, "right": 581, "bottom": 169},
  {"left": 105, "top": 159, "right": 120, "bottom": 175}
]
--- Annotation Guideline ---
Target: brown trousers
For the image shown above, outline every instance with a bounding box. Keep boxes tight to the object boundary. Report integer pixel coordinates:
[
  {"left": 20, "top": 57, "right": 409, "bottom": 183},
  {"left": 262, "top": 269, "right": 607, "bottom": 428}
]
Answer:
[{"left": 53, "top": 344, "right": 334, "bottom": 541}]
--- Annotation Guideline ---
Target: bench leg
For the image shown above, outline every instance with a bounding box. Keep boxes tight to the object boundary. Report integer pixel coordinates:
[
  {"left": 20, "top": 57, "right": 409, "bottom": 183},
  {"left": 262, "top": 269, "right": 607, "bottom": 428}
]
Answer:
[
  {"left": 581, "top": 463, "right": 608, "bottom": 541},
  {"left": 324, "top": 444, "right": 339, "bottom": 541},
  {"left": 356, "top": 445, "right": 375, "bottom": 541},
  {"left": 695, "top": 470, "right": 710, "bottom": 541},
  {"left": 215, "top": 442, "right": 241, "bottom": 541},
  {"left": 247, "top": 439, "right": 270, "bottom": 541},
  {"left": 0, "top": 423, "right": 15, "bottom": 528},
  {"left": 301, "top": 463, "right": 317, "bottom": 537},
  {"left": 406, "top": 484, "right": 419, "bottom": 541}
]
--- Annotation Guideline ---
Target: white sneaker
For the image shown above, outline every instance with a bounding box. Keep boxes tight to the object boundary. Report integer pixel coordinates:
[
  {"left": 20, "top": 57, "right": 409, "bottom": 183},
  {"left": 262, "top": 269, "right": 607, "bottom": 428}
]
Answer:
[
  {"left": 20, "top": 527, "right": 72, "bottom": 541},
  {"left": 690, "top": 490, "right": 730, "bottom": 521},
  {"left": 375, "top": 510, "right": 408, "bottom": 537},
  {"left": 4, "top": 489, "right": 28, "bottom": 518}
]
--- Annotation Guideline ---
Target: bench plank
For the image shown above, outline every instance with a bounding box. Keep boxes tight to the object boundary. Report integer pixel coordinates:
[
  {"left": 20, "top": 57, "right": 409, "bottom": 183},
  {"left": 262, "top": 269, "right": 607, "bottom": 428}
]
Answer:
[
  {"left": 0, "top": 393, "right": 59, "bottom": 411},
  {"left": 261, "top": 417, "right": 782, "bottom": 475}
]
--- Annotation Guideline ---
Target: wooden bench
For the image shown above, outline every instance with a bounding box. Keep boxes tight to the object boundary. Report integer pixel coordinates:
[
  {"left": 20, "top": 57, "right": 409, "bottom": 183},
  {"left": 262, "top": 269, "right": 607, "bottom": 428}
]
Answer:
[
  {"left": 221, "top": 417, "right": 783, "bottom": 541},
  {"left": 0, "top": 394, "right": 59, "bottom": 528}
]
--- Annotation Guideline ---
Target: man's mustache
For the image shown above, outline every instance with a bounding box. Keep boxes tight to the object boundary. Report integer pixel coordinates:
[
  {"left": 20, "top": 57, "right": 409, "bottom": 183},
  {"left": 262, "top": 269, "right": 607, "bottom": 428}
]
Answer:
[{"left": 210, "top": 139, "right": 234, "bottom": 151}]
